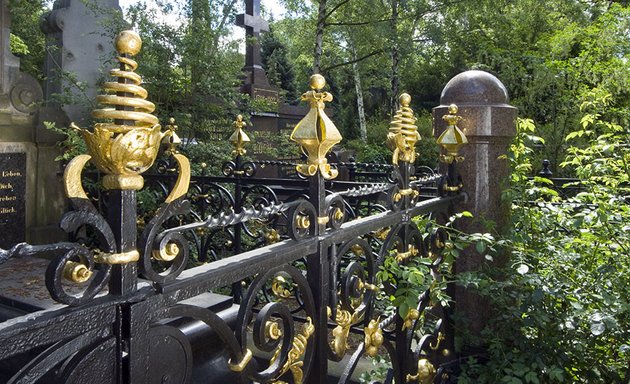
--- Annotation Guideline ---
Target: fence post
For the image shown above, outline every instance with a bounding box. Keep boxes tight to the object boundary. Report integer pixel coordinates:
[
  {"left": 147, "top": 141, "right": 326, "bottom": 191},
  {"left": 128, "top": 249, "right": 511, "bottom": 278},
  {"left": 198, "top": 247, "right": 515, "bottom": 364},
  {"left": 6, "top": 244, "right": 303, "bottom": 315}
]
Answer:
[{"left": 433, "top": 70, "right": 517, "bottom": 348}]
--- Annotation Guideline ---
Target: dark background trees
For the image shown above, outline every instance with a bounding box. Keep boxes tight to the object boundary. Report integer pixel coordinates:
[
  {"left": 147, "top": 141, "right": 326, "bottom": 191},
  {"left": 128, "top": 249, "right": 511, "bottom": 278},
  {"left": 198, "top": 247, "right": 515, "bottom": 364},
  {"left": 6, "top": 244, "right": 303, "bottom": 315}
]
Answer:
[{"left": 8, "top": 0, "right": 629, "bottom": 170}]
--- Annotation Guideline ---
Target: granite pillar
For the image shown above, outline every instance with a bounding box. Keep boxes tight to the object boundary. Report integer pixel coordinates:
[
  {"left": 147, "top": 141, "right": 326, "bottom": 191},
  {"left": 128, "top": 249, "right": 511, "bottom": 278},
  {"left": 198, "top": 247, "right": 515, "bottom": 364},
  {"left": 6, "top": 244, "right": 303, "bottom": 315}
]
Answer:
[{"left": 432, "top": 70, "right": 517, "bottom": 343}]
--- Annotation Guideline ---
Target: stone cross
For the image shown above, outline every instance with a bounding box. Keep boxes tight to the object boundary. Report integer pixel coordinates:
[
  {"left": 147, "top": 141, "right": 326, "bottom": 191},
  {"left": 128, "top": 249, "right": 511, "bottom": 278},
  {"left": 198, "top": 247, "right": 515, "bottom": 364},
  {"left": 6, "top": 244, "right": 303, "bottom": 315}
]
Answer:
[{"left": 236, "top": 0, "right": 269, "bottom": 69}]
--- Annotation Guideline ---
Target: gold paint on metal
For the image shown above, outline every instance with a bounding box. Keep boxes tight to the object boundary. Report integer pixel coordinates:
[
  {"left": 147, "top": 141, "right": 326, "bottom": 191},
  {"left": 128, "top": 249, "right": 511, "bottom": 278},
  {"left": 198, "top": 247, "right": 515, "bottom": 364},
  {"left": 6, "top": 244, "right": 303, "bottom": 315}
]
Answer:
[
  {"left": 429, "top": 332, "right": 445, "bottom": 350},
  {"left": 333, "top": 207, "right": 344, "bottom": 221},
  {"left": 402, "top": 308, "right": 420, "bottom": 330},
  {"left": 62, "top": 261, "right": 93, "bottom": 283},
  {"left": 271, "top": 275, "right": 293, "bottom": 299},
  {"left": 95, "top": 250, "right": 140, "bottom": 264},
  {"left": 357, "top": 279, "right": 380, "bottom": 293},
  {"left": 396, "top": 244, "right": 419, "bottom": 263},
  {"left": 228, "top": 348, "right": 253, "bottom": 372},
  {"left": 152, "top": 242, "right": 179, "bottom": 262},
  {"left": 364, "top": 319, "right": 384, "bottom": 357},
  {"left": 265, "top": 229, "right": 281, "bottom": 244},
  {"left": 388, "top": 93, "right": 421, "bottom": 165},
  {"left": 437, "top": 104, "right": 468, "bottom": 164},
  {"left": 229, "top": 115, "right": 251, "bottom": 156},
  {"left": 162, "top": 118, "right": 182, "bottom": 155},
  {"left": 63, "top": 154, "right": 92, "bottom": 200},
  {"left": 316, "top": 216, "right": 329, "bottom": 225},
  {"left": 374, "top": 227, "right": 390, "bottom": 241},
  {"left": 295, "top": 214, "right": 311, "bottom": 230},
  {"left": 270, "top": 317, "right": 315, "bottom": 384},
  {"left": 74, "top": 30, "right": 165, "bottom": 191},
  {"left": 164, "top": 153, "right": 191, "bottom": 203},
  {"left": 350, "top": 244, "right": 364, "bottom": 256},
  {"left": 290, "top": 74, "right": 342, "bottom": 180},
  {"left": 406, "top": 358, "right": 436, "bottom": 383},
  {"left": 330, "top": 306, "right": 362, "bottom": 357},
  {"left": 266, "top": 321, "right": 283, "bottom": 341}
]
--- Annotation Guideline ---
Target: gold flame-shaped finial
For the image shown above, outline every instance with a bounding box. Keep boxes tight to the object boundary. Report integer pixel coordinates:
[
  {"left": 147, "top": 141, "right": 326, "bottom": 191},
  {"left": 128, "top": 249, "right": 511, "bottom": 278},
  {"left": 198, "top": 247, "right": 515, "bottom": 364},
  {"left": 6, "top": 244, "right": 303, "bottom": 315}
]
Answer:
[
  {"left": 436, "top": 104, "right": 468, "bottom": 164},
  {"left": 229, "top": 115, "right": 250, "bottom": 156},
  {"left": 290, "top": 74, "right": 342, "bottom": 179},
  {"left": 387, "top": 93, "right": 421, "bottom": 165},
  {"left": 78, "top": 30, "right": 165, "bottom": 190}
]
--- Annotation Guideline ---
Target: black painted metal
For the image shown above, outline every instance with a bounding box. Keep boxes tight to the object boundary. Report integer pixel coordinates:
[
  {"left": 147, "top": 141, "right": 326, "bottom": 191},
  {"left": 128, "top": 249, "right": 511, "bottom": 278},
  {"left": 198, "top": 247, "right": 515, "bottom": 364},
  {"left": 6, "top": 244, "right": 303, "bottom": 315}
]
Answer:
[{"left": 0, "top": 146, "right": 463, "bottom": 383}]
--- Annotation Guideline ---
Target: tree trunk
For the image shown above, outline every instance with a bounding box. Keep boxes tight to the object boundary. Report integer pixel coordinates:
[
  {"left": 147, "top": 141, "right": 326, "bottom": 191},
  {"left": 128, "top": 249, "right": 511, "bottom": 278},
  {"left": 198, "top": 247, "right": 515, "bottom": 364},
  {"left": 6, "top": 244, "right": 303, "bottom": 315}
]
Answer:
[
  {"left": 313, "top": 0, "right": 328, "bottom": 74},
  {"left": 390, "top": 0, "right": 400, "bottom": 114},
  {"left": 350, "top": 44, "right": 367, "bottom": 142}
]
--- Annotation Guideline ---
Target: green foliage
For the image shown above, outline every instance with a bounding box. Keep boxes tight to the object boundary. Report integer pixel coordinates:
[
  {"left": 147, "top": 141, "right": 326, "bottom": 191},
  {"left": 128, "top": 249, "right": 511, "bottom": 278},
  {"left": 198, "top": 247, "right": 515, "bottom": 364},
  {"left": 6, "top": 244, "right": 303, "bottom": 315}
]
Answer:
[
  {"left": 458, "top": 95, "right": 629, "bottom": 383},
  {"left": 261, "top": 27, "right": 298, "bottom": 102},
  {"left": 8, "top": 0, "right": 47, "bottom": 80}
]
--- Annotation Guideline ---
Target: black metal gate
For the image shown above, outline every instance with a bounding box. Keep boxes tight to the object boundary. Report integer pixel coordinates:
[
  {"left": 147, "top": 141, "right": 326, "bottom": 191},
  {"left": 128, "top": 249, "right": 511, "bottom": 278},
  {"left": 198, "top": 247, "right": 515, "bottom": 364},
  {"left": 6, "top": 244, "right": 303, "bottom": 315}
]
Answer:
[{"left": 0, "top": 30, "right": 468, "bottom": 384}]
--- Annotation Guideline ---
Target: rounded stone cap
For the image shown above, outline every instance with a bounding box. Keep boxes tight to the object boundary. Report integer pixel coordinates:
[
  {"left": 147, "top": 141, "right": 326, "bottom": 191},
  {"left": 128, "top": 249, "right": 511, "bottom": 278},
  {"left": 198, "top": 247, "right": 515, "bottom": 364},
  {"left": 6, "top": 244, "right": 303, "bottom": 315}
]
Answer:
[{"left": 440, "top": 70, "right": 509, "bottom": 105}]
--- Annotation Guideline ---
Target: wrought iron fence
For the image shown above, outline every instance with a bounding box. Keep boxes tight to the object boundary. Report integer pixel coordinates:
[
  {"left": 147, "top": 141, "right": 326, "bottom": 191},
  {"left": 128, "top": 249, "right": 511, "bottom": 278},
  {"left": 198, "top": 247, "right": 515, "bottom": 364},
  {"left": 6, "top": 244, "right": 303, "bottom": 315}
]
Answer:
[{"left": 0, "top": 31, "right": 470, "bottom": 384}]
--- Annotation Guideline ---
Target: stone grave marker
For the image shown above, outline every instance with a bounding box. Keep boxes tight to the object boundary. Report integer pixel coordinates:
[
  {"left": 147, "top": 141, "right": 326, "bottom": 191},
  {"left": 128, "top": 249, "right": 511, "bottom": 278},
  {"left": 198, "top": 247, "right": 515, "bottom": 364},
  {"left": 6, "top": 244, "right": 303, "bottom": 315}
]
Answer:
[{"left": 0, "top": 152, "right": 25, "bottom": 247}]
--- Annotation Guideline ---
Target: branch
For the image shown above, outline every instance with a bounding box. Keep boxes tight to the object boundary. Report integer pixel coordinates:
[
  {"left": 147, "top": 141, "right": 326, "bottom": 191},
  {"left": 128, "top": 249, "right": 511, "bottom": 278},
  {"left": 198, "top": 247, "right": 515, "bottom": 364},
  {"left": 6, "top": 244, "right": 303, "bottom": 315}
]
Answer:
[
  {"left": 325, "top": 18, "right": 392, "bottom": 27},
  {"left": 321, "top": 48, "right": 385, "bottom": 72},
  {"left": 323, "top": 0, "right": 352, "bottom": 21}
]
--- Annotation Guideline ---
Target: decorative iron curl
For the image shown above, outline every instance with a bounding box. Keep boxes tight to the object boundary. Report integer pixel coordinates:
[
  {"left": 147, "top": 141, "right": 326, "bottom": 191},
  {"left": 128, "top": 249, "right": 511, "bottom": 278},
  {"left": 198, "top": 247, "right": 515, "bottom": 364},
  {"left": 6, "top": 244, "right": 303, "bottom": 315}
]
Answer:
[
  {"left": 139, "top": 198, "right": 191, "bottom": 284},
  {"left": 236, "top": 265, "right": 316, "bottom": 383},
  {"left": 8, "top": 330, "right": 115, "bottom": 384},
  {"left": 222, "top": 160, "right": 257, "bottom": 177},
  {"left": 325, "top": 194, "right": 346, "bottom": 230},
  {"left": 287, "top": 200, "right": 317, "bottom": 240},
  {"left": 327, "top": 238, "right": 377, "bottom": 362},
  {"left": 45, "top": 209, "right": 114, "bottom": 306}
]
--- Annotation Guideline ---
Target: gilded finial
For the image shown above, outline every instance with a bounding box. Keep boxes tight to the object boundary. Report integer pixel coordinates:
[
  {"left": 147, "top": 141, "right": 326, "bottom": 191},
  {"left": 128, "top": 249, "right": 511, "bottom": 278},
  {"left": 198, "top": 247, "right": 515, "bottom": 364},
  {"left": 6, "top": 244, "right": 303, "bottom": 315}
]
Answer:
[
  {"left": 229, "top": 114, "right": 251, "bottom": 156},
  {"left": 387, "top": 93, "right": 421, "bottom": 165},
  {"left": 162, "top": 117, "right": 181, "bottom": 154},
  {"left": 77, "top": 30, "right": 164, "bottom": 190},
  {"left": 436, "top": 103, "right": 468, "bottom": 164},
  {"left": 290, "top": 74, "right": 342, "bottom": 179},
  {"left": 115, "top": 30, "right": 142, "bottom": 56}
]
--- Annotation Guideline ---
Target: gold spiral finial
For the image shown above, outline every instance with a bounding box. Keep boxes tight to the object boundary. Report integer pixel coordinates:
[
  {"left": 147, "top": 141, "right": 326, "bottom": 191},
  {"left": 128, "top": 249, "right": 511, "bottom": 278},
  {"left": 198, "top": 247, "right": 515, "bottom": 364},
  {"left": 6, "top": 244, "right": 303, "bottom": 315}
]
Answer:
[
  {"left": 91, "top": 31, "right": 159, "bottom": 133},
  {"left": 77, "top": 30, "right": 164, "bottom": 190},
  {"left": 387, "top": 93, "right": 421, "bottom": 165}
]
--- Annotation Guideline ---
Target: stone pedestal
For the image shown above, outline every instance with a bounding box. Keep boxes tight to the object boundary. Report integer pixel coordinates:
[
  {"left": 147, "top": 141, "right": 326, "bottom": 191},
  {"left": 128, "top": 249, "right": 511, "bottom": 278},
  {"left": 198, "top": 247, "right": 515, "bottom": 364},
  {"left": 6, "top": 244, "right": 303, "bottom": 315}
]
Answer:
[
  {"left": 433, "top": 70, "right": 517, "bottom": 343},
  {"left": 0, "top": 0, "right": 66, "bottom": 246}
]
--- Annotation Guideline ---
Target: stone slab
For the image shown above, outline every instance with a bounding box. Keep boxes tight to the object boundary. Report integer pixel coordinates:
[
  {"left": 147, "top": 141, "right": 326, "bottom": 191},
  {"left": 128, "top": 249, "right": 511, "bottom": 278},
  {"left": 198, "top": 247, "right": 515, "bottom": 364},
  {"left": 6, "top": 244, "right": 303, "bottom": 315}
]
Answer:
[{"left": 0, "top": 152, "right": 25, "bottom": 248}]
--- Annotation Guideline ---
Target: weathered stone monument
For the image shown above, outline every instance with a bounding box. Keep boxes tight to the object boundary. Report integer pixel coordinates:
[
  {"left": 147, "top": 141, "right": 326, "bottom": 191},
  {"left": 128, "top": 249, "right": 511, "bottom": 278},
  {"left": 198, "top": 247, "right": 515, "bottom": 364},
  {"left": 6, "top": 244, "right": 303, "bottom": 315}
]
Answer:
[
  {"left": 41, "top": 0, "right": 123, "bottom": 125},
  {"left": 0, "top": 0, "right": 45, "bottom": 247},
  {"left": 0, "top": 0, "right": 124, "bottom": 247}
]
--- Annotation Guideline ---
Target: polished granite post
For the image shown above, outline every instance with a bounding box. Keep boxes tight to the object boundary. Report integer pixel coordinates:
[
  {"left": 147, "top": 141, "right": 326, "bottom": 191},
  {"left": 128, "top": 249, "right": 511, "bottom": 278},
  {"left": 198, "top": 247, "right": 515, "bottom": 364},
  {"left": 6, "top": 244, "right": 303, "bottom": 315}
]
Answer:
[{"left": 433, "top": 70, "right": 517, "bottom": 344}]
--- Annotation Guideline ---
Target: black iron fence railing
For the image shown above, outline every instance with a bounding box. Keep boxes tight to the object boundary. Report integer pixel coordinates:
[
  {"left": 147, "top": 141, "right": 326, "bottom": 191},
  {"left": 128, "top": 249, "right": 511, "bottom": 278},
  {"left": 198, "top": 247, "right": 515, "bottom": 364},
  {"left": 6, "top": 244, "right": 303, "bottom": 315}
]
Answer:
[{"left": 0, "top": 32, "right": 473, "bottom": 384}]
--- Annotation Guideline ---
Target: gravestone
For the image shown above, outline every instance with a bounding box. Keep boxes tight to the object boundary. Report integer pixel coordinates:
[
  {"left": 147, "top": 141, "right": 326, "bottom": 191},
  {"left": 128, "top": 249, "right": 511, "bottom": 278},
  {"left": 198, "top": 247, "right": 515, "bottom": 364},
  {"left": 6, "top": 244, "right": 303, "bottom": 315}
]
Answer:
[
  {"left": 0, "top": 153, "right": 25, "bottom": 247},
  {"left": 236, "top": 0, "right": 306, "bottom": 168},
  {"left": 0, "top": 0, "right": 48, "bottom": 247}
]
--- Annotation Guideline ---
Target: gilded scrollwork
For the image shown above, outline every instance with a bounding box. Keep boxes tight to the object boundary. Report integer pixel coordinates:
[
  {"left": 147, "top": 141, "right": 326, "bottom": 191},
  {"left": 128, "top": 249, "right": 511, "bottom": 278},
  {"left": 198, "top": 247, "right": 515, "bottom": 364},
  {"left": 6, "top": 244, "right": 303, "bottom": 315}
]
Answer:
[
  {"left": 364, "top": 319, "right": 384, "bottom": 358},
  {"left": 329, "top": 305, "right": 363, "bottom": 357}
]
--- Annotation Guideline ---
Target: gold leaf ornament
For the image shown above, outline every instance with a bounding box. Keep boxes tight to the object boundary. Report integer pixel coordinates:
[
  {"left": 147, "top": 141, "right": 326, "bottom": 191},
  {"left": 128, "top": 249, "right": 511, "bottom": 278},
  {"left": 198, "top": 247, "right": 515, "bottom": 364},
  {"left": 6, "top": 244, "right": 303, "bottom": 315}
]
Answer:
[{"left": 291, "top": 74, "right": 342, "bottom": 179}]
